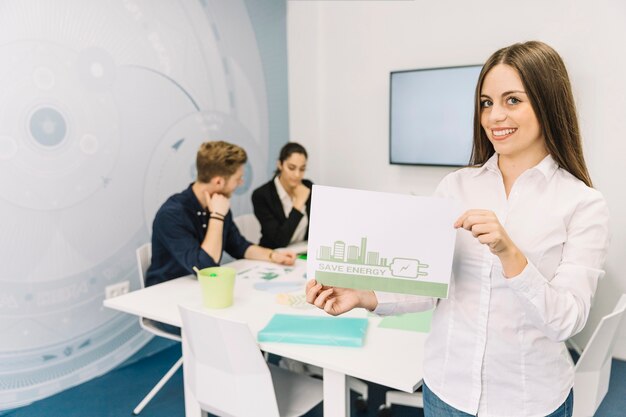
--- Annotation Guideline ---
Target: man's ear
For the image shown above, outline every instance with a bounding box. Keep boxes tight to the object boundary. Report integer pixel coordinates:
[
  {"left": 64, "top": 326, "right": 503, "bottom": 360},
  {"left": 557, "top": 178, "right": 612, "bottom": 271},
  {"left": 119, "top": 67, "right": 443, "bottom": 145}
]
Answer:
[
  {"left": 211, "top": 176, "right": 225, "bottom": 188},
  {"left": 276, "top": 160, "right": 282, "bottom": 173}
]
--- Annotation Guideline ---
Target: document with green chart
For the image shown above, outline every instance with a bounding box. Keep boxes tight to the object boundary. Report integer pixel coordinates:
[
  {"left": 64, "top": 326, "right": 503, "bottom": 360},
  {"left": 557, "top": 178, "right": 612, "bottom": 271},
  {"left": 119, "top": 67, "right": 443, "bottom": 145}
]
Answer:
[{"left": 307, "top": 185, "right": 461, "bottom": 298}]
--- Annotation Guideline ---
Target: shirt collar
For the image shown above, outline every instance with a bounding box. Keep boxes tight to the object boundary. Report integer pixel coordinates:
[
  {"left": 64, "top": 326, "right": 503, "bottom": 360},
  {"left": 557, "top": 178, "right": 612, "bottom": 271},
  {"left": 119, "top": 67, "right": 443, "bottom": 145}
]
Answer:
[
  {"left": 274, "top": 176, "right": 290, "bottom": 203},
  {"left": 470, "top": 153, "right": 499, "bottom": 177},
  {"left": 532, "top": 154, "right": 560, "bottom": 181},
  {"left": 470, "top": 153, "right": 559, "bottom": 181},
  {"left": 183, "top": 183, "right": 205, "bottom": 212}
]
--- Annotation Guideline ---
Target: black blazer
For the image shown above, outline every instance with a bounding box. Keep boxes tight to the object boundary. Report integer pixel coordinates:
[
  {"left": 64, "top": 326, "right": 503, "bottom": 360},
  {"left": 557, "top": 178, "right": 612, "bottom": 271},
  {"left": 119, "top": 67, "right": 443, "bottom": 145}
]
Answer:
[{"left": 251, "top": 178, "right": 313, "bottom": 249}]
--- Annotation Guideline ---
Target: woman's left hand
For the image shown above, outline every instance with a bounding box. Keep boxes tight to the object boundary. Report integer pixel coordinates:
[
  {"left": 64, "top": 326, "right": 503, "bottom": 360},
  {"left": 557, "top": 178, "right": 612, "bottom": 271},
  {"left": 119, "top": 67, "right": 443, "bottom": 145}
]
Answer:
[{"left": 454, "top": 209, "right": 527, "bottom": 277}]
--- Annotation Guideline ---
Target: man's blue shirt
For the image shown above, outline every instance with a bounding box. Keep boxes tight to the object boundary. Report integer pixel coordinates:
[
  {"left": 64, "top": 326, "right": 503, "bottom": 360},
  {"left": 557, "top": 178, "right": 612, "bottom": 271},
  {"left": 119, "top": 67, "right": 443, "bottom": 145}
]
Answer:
[{"left": 145, "top": 184, "right": 251, "bottom": 287}]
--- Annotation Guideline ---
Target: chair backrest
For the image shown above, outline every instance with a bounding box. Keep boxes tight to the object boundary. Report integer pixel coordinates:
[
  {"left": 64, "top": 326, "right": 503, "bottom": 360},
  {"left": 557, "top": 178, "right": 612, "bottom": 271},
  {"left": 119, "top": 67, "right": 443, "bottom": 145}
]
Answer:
[
  {"left": 178, "top": 305, "right": 280, "bottom": 417},
  {"left": 136, "top": 243, "right": 152, "bottom": 289},
  {"left": 573, "top": 294, "right": 626, "bottom": 417},
  {"left": 135, "top": 242, "right": 181, "bottom": 340},
  {"left": 233, "top": 214, "right": 262, "bottom": 244}
]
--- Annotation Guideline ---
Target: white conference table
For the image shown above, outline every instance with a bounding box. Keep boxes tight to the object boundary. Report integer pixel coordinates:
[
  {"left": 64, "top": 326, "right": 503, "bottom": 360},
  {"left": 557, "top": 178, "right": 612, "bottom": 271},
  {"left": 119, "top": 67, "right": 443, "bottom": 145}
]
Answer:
[{"left": 104, "top": 258, "right": 426, "bottom": 417}]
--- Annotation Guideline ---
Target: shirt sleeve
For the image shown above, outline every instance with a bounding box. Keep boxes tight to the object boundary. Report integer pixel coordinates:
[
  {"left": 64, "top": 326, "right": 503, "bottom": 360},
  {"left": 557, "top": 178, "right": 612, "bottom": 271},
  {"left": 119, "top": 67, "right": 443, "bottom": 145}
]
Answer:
[
  {"left": 373, "top": 291, "right": 437, "bottom": 316},
  {"left": 252, "top": 187, "right": 304, "bottom": 249},
  {"left": 506, "top": 190, "right": 610, "bottom": 342},
  {"left": 155, "top": 208, "right": 218, "bottom": 274},
  {"left": 223, "top": 212, "right": 253, "bottom": 259}
]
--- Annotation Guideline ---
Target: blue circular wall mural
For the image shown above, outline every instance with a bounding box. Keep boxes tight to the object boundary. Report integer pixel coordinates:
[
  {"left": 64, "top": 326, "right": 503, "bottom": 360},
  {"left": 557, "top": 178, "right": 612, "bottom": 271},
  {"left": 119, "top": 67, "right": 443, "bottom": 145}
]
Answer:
[{"left": 0, "top": 0, "right": 276, "bottom": 409}]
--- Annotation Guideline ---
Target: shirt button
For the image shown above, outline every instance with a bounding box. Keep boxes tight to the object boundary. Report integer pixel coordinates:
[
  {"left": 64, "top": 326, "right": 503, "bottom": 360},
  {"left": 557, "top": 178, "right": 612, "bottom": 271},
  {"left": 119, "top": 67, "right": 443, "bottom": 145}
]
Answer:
[
  {"left": 202, "top": 212, "right": 206, "bottom": 216},
  {"left": 197, "top": 211, "right": 201, "bottom": 216},
  {"left": 202, "top": 224, "right": 207, "bottom": 228}
]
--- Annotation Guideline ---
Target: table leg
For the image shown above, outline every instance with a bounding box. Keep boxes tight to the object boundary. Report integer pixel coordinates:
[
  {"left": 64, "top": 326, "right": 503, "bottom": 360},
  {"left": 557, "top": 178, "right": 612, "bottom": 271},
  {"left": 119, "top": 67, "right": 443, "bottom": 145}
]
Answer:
[
  {"left": 181, "top": 330, "right": 202, "bottom": 417},
  {"left": 323, "top": 368, "right": 350, "bottom": 416}
]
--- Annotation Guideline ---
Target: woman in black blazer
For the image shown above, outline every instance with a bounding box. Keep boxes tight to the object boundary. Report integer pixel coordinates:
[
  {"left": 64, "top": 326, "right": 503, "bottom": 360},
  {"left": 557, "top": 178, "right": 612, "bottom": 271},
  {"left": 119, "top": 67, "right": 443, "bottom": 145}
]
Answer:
[{"left": 252, "top": 142, "right": 312, "bottom": 249}]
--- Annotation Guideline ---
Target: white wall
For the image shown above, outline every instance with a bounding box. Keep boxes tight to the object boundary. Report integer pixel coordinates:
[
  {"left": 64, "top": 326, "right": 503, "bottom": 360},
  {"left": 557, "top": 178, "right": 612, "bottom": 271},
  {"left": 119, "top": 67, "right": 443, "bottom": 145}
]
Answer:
[{"left": 287, "top": 0, "right": 626, "bottom": 358}]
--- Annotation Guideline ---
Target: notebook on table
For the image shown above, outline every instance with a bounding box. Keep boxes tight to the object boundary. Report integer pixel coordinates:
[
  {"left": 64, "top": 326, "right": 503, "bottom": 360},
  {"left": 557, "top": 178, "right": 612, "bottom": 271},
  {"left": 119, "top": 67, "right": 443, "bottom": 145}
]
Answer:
[{"left": 257, "top": 314, "right": 368, "bottom": 347}]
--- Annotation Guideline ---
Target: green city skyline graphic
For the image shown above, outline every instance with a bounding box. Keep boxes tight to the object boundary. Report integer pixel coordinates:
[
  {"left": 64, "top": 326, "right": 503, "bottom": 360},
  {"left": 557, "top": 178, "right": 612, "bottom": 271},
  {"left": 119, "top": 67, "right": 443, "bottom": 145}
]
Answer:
[{"left": 316, "top": 236, "right": 429, "bottom": 279}]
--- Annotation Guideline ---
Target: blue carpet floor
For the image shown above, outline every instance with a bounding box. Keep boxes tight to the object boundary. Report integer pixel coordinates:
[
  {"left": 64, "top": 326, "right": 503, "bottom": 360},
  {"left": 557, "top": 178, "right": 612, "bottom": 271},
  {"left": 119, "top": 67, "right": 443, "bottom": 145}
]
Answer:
[{"left": 5, "top": 339, "right": 626, "bottom": 417}]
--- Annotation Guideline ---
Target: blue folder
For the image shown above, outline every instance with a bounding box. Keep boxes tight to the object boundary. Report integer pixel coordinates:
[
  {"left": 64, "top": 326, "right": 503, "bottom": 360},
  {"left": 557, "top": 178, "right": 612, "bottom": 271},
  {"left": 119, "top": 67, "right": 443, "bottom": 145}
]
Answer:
[{"left": 257, "top": 314, "right": 368, "bottom": 347}]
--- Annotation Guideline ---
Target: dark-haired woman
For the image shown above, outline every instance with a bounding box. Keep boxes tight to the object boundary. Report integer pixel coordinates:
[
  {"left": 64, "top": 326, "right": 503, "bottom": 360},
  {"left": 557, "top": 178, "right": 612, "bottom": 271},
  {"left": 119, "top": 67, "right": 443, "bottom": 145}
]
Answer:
[
  {"left": 252, "top": 142, "right": 312, "bottom": 249},
  {"left": 306, "top": 41, "right": 609, "bottom": 417}
]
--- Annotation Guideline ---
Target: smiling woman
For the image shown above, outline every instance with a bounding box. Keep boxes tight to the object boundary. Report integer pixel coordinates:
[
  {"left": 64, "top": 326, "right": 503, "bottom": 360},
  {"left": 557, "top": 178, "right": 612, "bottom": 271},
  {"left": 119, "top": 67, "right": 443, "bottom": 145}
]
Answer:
[
  {"left": 471, "top": 40, "right": 593, "bottom": 188},
  {"left": 306, "top": 41, "right": 609, "bottom": 417},
  {"left": 479, "top": 64, "right": 547, "bottom": 190}
]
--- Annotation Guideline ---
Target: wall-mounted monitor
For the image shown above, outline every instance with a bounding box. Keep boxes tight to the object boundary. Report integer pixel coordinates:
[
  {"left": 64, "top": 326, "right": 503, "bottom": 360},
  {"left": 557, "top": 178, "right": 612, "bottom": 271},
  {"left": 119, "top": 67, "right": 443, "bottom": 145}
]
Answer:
[{"left": 389, "top": 65, "right": 482, "bottom": 167}]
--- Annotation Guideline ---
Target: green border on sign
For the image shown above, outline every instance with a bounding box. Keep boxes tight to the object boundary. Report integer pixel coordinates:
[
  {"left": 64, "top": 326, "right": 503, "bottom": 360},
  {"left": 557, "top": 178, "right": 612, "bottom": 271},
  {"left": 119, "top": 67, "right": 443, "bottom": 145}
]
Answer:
[{"left": 316, "top": 271, "right": 448, "bottom": 297}]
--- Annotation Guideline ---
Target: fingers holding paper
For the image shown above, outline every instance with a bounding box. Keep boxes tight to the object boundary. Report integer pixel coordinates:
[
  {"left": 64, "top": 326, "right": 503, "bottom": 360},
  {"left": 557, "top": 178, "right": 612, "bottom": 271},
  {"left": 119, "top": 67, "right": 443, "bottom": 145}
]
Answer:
[
  {"left": 305, "top": 280, "right": 377, "bottom": 316},
  {"left": 305, "top": 280, "right": 359, "bottom": 316},
  {"left": 454, "top": 209, "right": 527, "bottom": 277},
  {"left": 454, "top": 209, "right": 515, "bottom": 254}
]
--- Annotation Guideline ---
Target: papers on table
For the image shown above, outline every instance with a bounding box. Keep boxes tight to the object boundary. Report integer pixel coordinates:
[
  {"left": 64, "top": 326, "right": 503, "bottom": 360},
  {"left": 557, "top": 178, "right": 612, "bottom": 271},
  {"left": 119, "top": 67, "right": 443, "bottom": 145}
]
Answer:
[
  {"left": 307, "top": 185, "right": 461, "bottom": 298},
  {"left": 237, "top": 264, "right": 306, "bottom": 281},
  {"left": 253, "top": 281, "right": 302, "bottom": 294},
  {"left": 238, "top": 264, "right": 306, "bottom": 294}
]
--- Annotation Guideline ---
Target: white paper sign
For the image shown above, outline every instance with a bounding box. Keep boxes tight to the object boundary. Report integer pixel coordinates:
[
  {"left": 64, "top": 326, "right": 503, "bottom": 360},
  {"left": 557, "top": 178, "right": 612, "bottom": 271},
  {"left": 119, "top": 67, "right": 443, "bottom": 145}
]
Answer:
[{"left": 307, "top": 185, "right": 461, "bottom": 298}]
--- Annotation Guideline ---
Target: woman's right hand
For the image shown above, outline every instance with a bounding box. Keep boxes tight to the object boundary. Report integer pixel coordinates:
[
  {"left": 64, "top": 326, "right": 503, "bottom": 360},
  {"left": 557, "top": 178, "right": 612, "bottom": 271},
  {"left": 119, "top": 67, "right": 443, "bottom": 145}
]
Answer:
[
  {"left": 292, "top": 183, "right": 311, "bottom": 212},
  {"left": 305, "top": 279, "right": 378, "bottom": 316}
]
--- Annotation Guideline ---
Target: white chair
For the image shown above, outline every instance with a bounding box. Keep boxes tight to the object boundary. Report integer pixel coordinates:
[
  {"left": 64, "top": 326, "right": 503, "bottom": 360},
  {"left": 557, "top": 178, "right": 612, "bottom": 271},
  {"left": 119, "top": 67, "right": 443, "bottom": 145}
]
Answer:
[
  {"left": 178, "top": 305, "right": 323, "bottom": 417},
  {"left": 234, "top": 213, "right": 262, "bottom": 244},
  {"left": 573, "top": 293, "right": 626, "bottom": 417},
  {"left": 132, "top": 243, "right": 183, "bottom": 415},
  {"left": 377, "top": 294, "right": 626, "bottom": 417}
]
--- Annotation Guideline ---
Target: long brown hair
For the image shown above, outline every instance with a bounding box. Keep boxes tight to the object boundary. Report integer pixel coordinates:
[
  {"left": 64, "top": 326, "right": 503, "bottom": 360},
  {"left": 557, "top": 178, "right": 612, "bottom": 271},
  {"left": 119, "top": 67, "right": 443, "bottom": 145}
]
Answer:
[{"left": 470, "top": 41, "right": 593, "bottom": 187}]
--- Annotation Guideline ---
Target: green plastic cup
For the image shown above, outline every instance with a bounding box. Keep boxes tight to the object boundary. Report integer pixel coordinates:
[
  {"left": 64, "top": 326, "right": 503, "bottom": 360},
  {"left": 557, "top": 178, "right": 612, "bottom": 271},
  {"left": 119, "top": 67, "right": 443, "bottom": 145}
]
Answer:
[{"left": 197, "top": 266, "right": 236, "bottom": 309}]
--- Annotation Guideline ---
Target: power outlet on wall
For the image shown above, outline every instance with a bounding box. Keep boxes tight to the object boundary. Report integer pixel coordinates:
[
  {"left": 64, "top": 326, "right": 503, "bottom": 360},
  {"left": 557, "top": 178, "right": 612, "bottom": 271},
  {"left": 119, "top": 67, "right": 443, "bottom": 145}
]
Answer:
[{"left": 105, "top": 281, "right": 130, "bottom": 299}]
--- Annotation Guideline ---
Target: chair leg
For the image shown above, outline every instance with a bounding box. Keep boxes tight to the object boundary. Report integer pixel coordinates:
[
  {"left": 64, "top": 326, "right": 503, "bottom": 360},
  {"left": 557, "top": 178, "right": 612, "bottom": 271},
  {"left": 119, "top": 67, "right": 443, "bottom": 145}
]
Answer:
[
  {"left": 348, "top": 377, "right": 369, "bottom": 412},
  {"left": 133, "top": 357, "right": 183, "bottom": 415},
  {"left": 348, "top": 376, "right": 368, "bottom": 399}
]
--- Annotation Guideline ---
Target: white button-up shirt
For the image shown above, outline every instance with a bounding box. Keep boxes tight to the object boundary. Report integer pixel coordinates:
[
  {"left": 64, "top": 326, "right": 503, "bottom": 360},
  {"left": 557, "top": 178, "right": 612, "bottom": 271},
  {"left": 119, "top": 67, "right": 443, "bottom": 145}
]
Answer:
[
  {"left": 274, "top": 176, "right": 308, "bottom": 244},
  {"left": 375, "top": 154, "right": 610, "bottom": 417}
]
